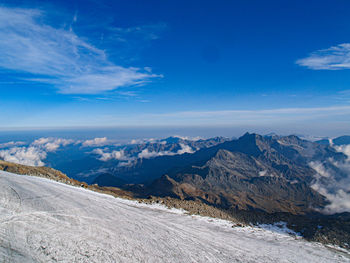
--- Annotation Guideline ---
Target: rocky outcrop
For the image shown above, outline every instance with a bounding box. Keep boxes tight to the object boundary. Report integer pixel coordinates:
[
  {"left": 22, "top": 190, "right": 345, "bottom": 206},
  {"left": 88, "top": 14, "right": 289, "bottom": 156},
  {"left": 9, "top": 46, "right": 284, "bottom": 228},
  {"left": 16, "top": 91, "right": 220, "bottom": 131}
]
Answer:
[{"left": 0, "top": 160, "right": 76, "bottom": 184}]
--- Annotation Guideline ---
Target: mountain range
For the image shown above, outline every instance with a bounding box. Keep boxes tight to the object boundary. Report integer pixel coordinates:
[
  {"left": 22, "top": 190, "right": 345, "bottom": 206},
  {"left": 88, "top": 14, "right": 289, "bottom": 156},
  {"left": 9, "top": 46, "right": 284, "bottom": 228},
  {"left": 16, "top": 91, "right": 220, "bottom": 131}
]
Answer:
[
  {"left": 84, "top": 133, "right": 345, "bottom": 215},
  {"left": 56, "top": 136, "right": 230, "bottom": 184}
]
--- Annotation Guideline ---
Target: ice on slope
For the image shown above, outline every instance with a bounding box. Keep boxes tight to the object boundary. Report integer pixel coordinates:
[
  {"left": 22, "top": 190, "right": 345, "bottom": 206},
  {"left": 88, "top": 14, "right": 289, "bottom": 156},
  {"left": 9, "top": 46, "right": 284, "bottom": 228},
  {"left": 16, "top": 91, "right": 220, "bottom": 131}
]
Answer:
[{"left": 0, "top": 171, "right": 349, "bottom": 263}]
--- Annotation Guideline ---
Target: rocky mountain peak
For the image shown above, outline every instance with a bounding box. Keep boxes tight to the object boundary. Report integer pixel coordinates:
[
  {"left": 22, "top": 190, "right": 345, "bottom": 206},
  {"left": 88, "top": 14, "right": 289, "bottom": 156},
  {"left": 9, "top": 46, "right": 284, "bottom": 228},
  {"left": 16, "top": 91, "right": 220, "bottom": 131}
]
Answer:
[
  {"left": 233, "top": 132, "right": 266, "bottom": 156},
  {"left": 162, "top": 136, "right": 184, "bottom": 144}
]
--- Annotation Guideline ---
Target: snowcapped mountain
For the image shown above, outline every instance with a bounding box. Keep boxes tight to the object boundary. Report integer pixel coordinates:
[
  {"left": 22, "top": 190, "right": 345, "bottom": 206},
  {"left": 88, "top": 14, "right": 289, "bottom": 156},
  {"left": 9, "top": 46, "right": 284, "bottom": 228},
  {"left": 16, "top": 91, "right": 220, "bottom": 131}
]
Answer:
[{"left": 0, "top": 171, "right": 348, "bottom": 262}]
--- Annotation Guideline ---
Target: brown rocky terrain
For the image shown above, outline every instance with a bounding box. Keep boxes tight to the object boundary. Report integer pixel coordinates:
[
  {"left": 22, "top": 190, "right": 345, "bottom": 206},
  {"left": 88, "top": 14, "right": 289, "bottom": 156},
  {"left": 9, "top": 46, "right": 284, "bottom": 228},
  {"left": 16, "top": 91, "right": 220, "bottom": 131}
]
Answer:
[{"left": 1, "top": 153, "right": 349, "bottom": 250}]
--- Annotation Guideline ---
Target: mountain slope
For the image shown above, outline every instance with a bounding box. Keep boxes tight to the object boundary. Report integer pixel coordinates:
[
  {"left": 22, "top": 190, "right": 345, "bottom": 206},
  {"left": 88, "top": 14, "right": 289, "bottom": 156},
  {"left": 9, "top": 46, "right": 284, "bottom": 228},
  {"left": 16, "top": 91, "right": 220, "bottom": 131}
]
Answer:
[
  {"left": 125, "top": 133, "right": 345, "bottom": 214},
  {"left": 0, "top": 171, "right": 348, "bottom": 263}
]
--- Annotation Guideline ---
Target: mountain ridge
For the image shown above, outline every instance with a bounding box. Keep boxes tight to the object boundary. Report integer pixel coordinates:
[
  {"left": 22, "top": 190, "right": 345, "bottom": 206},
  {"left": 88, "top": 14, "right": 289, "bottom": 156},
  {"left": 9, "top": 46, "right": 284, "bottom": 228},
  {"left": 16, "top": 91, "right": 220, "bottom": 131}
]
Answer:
[{"left": 115, "top": 133, "right": 347, "bottom": 215}]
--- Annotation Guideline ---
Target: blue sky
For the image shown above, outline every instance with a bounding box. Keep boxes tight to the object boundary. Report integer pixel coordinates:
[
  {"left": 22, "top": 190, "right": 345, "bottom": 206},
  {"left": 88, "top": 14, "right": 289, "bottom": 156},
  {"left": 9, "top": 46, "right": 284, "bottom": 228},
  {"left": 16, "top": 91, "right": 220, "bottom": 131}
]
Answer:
[{"left": 1, "top": 0, "right": 350, "bottom": 135}]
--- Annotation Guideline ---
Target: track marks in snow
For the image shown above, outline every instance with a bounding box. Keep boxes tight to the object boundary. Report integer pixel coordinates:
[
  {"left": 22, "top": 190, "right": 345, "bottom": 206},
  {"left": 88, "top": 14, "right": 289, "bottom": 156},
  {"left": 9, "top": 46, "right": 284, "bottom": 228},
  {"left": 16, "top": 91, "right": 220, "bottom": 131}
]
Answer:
[{"left": 0, "top": 171, "right": 349, "bottom": 263}]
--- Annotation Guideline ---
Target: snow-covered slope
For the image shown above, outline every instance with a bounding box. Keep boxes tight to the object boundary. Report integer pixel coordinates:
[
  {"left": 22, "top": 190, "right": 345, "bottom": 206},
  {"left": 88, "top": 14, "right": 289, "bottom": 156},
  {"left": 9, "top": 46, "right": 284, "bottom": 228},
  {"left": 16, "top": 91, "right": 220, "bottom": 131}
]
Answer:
[{"left": 0, "top": 171, "right": 348, "bottom": 263}]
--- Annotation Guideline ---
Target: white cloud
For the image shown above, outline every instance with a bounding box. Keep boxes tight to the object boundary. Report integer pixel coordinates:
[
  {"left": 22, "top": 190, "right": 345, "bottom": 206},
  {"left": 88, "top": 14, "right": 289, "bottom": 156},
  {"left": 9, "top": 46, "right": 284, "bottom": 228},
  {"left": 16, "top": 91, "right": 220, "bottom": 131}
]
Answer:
[
  {"left": 32, "top": 138, "right": 74, "bottom": 152},
  {"left": 309, "top": 161, "right": 331, "bottom": 179},
  {"left": 0, "top": 136, "right": 118, "bottom": 167},
  {"left": 82, "top": 137, "right": 109, "bottom": 147},
  {"left": 0, "top": 137, "right": 74, "bottom": 166},
  {"left": 92, "top": 148, "right": 135, "bottom": 167},
  {"left": 32, "top": 138, "right": 51, "bottom": 145},
  {"left": 138, "top": 149, "right": 166, "bottom": 159},
  {"left": 336, "top": 144, "right": 350, "bottom": 157},
  {"left": 92, "top": 148, "right": 128, "bottom": 161},
  {"left": 0, "top": 146, "right": 46, "bottom": 166},
  {"left": 296, "top": 43, "right": 350, "bottom": 70},
  {"left": 311, "top": 179, "right": 350, "bottom": 215},
  {"left": 0, "top": 141, "right": 26, "bottom": 148},
  {"left": 138, "top": 143, "right": 194, "bottom": 159},
  {"left": 310, "top": 145, "right": 350, "bottom": 214},
  {"left": 0, "top": 6, "right": 160, "bottom": 94}
]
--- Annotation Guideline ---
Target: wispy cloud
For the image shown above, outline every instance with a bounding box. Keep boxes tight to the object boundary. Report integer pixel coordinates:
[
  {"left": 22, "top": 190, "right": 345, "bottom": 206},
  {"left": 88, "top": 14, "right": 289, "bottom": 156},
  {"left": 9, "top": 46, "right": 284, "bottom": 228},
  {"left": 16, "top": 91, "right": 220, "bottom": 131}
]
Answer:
[
  {"left": 32, "top": 137, "right": 74, "bottom": 151},
  {"left": 0, "top": 137, "right": 114, "bottom": 166},
  {"left": 156, "top": 105, "right": 350, "bottom": 116},
  {"left": 310, "top": 144, "right": 350, "bottom": 214},
  {"left": 0, "top": 6, "right": 161, "bottom": 94},
  {"left": 82, "top": 137, "right": 110, "bottom": 147},
  {"left": 0, "top": 146, "right": 47, "bottom": 166},
  {"left": 138, "top": 143, "right": 194, "bottom": 159},
  {"left": 92, "top": 148, "right": 131, "bottom": 162},
  {"left": 0, "top": 141, "right": 26, "bottom": 148},
  {"left": 0, "top": 137, "right": 74, "bottom": 166},
  {"left": 145, "top": 105, "right": 350, "bottom": 124},
  {"left": 110, "top": 23, "right": 167, "bottom": 42},
  {"left": 296, "top": 43, "right": 350, "bottom": 70}
]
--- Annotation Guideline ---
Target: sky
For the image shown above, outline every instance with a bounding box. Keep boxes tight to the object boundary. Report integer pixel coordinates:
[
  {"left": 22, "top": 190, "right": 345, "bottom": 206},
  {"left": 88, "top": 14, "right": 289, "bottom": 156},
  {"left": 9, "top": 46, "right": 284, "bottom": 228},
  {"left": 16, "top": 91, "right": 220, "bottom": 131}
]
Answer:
[{"left": 0, "top": 0, "right": 350, "bottom": 136}]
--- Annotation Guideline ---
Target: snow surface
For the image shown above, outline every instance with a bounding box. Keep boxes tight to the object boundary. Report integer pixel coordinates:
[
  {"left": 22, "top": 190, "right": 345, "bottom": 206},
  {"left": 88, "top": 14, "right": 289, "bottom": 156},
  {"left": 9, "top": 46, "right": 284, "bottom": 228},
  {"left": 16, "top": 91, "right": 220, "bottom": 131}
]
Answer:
[{"left": 0, "top": 171, "right": 349, "bottom": 263}]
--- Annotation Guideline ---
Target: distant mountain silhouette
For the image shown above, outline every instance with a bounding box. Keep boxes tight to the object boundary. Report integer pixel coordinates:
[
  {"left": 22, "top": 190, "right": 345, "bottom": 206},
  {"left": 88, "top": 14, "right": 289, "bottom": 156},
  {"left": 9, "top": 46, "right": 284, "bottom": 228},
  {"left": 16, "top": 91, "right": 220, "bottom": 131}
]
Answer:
[{"left": 316, "top": 135, "right": 350, "bottom": 146}]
